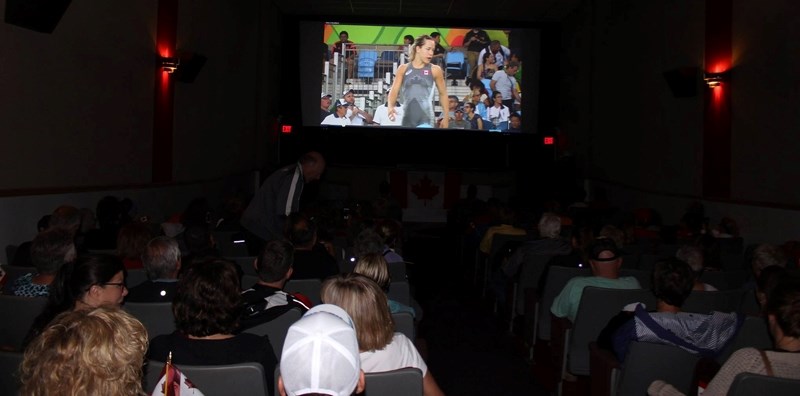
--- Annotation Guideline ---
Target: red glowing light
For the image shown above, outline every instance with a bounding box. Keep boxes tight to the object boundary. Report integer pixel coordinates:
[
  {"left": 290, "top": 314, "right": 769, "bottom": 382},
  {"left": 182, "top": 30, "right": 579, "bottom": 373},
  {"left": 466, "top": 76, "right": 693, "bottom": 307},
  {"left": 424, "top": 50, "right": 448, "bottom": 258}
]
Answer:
[
  {"left": 543, "top": 136, "right": 554, "bottom": 145},
  {"left": 281, "top": 125, "right": 293, "bottom": 134}
]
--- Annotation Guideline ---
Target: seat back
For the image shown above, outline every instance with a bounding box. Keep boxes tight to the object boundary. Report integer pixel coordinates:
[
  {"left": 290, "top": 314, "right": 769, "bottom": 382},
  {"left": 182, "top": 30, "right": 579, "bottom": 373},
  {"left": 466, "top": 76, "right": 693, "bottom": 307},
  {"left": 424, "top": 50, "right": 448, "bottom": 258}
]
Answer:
[
  {"left": 716, "top": 315, "right": 772, "bottom": 364},
  {"left": 358, "top": 50, "right": 379, "bottom": 78},
  {"left": 0, "top": 350, "right": 24, "bottom": 396},
  {"left": 242, "top": 308, "right": 303, "bottom": 360},
  {"left": 123, "top": 301, "right": 175, "bottom": 339},
  {"left": 229, "top": 256, "right": 257, "bottom": 277},
  {"left": 727, "top": 372, "right": 800, "bottom": 396},
  {"left": 698, "top": 270, "right": 748, "bottom": 290},
  {"left": 537, "top": 266, "right": 592, "bottom": 341},
  {"left": 514, "top": 254, "right": 556, "bottom": 315},
  {"left": 392, "top": 311, "right": 415, "bottom": 341},
  {"left": 285, "top": 278, "right": 322, "bottom": 305},
  {"left": 0, "top": 295, "right": 47, "bottom": 350},
  {"left": 144, "top": 360, "right": 269, "bottom": 396},
  {"left": 364, "top": 367, "right": 423, "bottom": 396},
  {"left": 126, "top": 268, "right": 148, "bottom": 289},
  {"left": 615, "top": 341, "right": 700, "bottom": 396},
  {"left": 387, "top": 280, "right": 410, "bottom": 305},
  {"left": 1, "top": 265, "right": 33, "bottom": 295},
  {"left": 568, "top": 287, "right": 656, "bottom": 376},
  {"left": 681, "top": 289, "right": 746, "bottom": 314},
  {"left": 5, "top": 245, "right": 18, "bottom": 265}
]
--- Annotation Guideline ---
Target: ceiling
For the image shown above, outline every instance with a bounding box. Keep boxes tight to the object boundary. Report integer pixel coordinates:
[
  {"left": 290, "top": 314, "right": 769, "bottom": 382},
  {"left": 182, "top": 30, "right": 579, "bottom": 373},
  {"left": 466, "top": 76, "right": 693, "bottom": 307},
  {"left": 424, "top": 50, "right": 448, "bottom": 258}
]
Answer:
[{"left": 272, "top": 0, "right": 581, "bottom": 23}]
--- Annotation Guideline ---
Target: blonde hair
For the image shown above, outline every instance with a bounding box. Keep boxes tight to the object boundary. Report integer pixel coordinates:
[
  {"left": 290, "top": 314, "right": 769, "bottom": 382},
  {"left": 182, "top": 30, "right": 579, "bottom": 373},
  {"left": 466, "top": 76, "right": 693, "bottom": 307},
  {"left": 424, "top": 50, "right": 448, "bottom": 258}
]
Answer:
[
  {"left": 20, "top": 306, "right": 148, "bottom": 396},
  {"left": 321, "top": 274, "right": 394, "bottom": 351},
  {"left": 409, "top": 34, "right": 434, "bottom": 64},
  {"left": 353, "top": 253, "right": 390, "bottom": 289}
]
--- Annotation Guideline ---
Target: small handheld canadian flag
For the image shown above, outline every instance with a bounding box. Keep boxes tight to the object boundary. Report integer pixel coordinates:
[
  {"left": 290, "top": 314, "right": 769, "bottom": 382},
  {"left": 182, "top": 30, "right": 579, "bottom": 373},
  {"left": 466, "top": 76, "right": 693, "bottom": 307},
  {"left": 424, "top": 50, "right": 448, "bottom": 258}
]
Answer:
[{"left": 151, "top": 352, "right": 205, "bottom": 396}]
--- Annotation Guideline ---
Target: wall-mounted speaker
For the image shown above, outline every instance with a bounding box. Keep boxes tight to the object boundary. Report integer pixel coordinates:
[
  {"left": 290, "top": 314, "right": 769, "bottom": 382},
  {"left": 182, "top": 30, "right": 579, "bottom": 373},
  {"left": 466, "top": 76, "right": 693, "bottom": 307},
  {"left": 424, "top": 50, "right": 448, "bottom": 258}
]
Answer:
[
  {"left": 5, "top": 0, "right": 71, "bottom": 34},
  {"left": 663, "top": 67, "right": 699, "bottom": 98}
]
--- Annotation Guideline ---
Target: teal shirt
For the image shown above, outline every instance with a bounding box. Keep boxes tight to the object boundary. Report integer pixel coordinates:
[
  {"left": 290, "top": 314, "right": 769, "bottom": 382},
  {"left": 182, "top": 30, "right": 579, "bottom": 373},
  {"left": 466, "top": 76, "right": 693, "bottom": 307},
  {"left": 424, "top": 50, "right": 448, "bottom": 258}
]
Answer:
[{"left": 550, "top": 276, "right": 641, "bottom": 322}]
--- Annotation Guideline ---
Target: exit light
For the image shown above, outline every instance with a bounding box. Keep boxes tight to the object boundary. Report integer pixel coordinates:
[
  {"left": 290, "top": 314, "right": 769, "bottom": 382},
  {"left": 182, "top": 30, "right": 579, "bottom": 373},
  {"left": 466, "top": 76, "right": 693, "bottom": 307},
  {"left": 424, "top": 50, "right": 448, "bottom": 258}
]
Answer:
[
  {"left": 543, "top": 136, "right": 554, "bottom": 145},
  {"left": 281, "top": 125, "right": 293, "bottom": 134}
]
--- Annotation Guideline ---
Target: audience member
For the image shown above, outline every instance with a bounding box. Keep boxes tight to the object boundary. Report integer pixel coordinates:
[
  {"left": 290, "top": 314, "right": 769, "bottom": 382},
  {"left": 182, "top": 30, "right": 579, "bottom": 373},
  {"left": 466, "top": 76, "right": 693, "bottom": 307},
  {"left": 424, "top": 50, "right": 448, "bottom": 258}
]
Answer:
[
  {"left": 13, "top": 227, "right": 76, "bottom": 298},
  {"left": 502, "top": 212, "right": 569, "bottom": 277},
  {"left": 373, "top": 88, "right": 404, "bottom": 126},
  {"left": 278, "top": 304, "right": 365, "bottom": 396},
  {"left": 48, "top": 205, "right": 82, "bottom": 234},
  {"left": 449, "top": 106, "right": 471, "bottom": 129},
  {"left": 180, "top": 225, "right": 220, "bottom": 271},
  {"left": 675, "top": 245, "right": 717, "bottom": 291},
  {"left": 321, "top": 274, "right": 446, "bottom": 396},
  {"left": 20, "top": 306, "right": 148, "bottom": 396},
  {"left": 487, "top": 91, "right": 510, "bottom": 129},
  {"left": 286, "top": 213, "right": 339, "bottom": 280},
  {"left": 332, "top": 31, "right": 357, "bottom": 79},
  {"left": 507, "top": 112, "right": 522, "bottom": 132},
  {"left": 241, "top": 240, "right": 312, "bottom": 329},
  {"left": 240, "top": 151, "right": 326, "bottom": 254},
  {"left": 353, "top": 253, "right": 416, "bottom": 318},
  {"left": 430, "top": 31, "right": 446, "bottom": 70},
  {"left": 321, "top": 98, "right": 353, "bottom": 126},
  {"left": 375, "top": 219, "right": 404, "bottom": 263},
  {"left": 551, "top": 238, "right": 640, "bottom": 322},
  {"left": 477, "top": 40, "right": 511, "bottom": 69},
  {"left": 320, "top": 93, "right": 332, "bottom": 122},
  {"left": 649, "top": 275, "right": 800, "bottom": 396},
  {"left": 475, "top": 50, "right": 499, "bottom": 81},
  {"left": 342, "top": 88, "right": 373, "bottom": 125},
  {"left": 479, "top": 206, "right": 526, "bottom": 255},
  {"left": 597, "top": 258, "right": 740, "bottom": 362},
  {"left": 490, "top": 61, "right": 521, "bottom": 110},
  {"left": 751, "top": 243, "right": 787, "bottom": 280},
  {"left": 463, "top": 28, "right": 491, "bottom": 82},
  {"left": 25, "top": 253, "right": 127, "bottom": 347},
  {"left": 10, "top": 214, "right": 51, "bottom": 267},
  {"left": 463, "top": 101, "right": 484, "bottom": 130},
  {"left": 116, "top": 221, "right": 154, "bottom": 270},
  {"left": 84, "top": 196, "right": 126, "bottom": 249},
  {"left": 147, "top": 258, "right": 277, "bottom": 392},
  {"left": 126, "top": 236, "right": 181, "bottom": 302}
]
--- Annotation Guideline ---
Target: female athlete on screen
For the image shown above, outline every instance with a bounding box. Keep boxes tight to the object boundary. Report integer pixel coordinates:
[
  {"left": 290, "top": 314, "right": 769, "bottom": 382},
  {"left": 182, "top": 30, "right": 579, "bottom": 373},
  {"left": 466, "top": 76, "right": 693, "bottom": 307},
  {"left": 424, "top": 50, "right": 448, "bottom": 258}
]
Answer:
[{"left": 387, "top": 35, "right": 449, "bottom": 128}]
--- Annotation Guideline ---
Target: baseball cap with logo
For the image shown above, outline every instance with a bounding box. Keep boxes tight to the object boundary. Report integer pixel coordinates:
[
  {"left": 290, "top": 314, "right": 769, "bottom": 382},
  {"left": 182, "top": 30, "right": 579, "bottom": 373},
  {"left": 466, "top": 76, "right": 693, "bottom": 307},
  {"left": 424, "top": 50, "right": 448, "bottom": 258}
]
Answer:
[
  {"left": 589, "top": 238, "right": 622, "bottom": 262},
  {"left": 280, "top": 304, "right": 362, "bottom": 396},
  {"left": 321, "top": 93, "right": 332, "bottom": 99},
  {"left": 335, "top": 99, "right": 351, "bottom": 108}
]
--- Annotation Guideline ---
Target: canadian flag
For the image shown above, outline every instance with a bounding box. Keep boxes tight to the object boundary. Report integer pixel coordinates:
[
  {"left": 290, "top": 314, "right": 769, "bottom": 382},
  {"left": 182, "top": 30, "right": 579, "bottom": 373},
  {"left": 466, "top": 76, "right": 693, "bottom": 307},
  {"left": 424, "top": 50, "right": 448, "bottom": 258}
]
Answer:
[{"left": 389, "top": 170, "right": 461, "bottom": 222}]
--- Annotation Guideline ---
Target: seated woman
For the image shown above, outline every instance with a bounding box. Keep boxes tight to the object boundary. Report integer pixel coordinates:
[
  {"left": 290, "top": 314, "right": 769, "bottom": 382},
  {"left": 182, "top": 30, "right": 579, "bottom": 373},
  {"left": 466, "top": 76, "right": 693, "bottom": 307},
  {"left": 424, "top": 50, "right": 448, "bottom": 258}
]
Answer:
[
  {"left": 13, "top": 227, "right": 76, "bottom": 297},
  {"left": 353, "top": 253, "right": 415, "bottom": 318},
  {"left": 649, "top": 274, "right": 800, "bottom": 395},
  {"left": 20, "top": 306, "right": 148, "bottom": 395},
  {"left": 147, "top": 258, "right": 277, "bottom": 392},
  {"left": 25, "top": 253, "right": 128, "bottom": 346},
  {"left": 597, "top": 258, "right": 741, "bottom": 363},
  {"left": 321, "top": 274, "right": 445, "bottom": 396}
]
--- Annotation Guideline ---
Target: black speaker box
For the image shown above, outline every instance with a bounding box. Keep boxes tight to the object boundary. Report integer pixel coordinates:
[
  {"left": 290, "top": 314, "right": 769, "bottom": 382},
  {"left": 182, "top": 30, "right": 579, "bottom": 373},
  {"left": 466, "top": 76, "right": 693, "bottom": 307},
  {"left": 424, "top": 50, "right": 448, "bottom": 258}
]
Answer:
[
  {"left": 175, "top": 53, "right": 207, "bottom": 83},
  {"left": 5, "top": 0, "right": 71, "bottom": 34},
  {"left": 663, "top": 67, "right": 699, "bottom": 98}
]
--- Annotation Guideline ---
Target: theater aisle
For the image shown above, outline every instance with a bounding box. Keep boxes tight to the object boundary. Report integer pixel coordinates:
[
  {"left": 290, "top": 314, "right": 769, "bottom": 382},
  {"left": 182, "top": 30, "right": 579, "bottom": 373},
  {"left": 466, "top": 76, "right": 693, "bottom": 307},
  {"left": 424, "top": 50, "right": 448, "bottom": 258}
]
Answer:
[{"left": 403, "top": 225, "right": 550, "bottom": 396}]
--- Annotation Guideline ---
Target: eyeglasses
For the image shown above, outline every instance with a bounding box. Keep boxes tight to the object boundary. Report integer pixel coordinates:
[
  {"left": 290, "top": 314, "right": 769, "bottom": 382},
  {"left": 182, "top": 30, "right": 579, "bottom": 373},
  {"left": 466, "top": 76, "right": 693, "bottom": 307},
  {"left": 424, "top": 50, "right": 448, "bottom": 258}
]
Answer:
[{"left": 102, "top": 282, "right": 127, "bottom": 289}]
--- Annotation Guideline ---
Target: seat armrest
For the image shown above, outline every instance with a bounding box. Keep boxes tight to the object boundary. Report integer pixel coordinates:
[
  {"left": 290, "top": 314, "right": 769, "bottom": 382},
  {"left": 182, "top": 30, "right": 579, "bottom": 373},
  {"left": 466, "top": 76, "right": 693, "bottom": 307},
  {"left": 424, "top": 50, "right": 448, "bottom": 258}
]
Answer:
[{"left": 589, "top": 342, "right": 621, "bottom": 396}]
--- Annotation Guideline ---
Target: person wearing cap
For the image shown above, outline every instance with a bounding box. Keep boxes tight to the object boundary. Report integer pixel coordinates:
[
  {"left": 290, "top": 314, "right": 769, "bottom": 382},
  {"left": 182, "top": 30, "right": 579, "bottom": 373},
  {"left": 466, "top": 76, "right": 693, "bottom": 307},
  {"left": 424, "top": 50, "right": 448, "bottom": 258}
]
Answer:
[
  {"left": 448, "top": 106, "right": 471, "bottom": 129},
  {"left": 278, "top": 304, "right": 366, "bottom": 396},
  {"left": 550, "top": 238, "right": 641, "bottom": 322},
  {"left": 240, "top": 151, "right": 326, "bottom": 254},
  {"left": 321, "top": 274, "right": 446, "bottom": 396},
  {"left": 341, "top": 89, "right": 373, "bottom": 126},
  {"left": 320, "top": 94, "right": 332, "bottom": 123},
  {"left": 372, "top": 87, "right": 403, "bottom": 126},
  {"left": 321, "top": 99, "right": 353, "bottom": 127},
  {"left": 387, "top": 34, "right": 449, "bottom": 129}
]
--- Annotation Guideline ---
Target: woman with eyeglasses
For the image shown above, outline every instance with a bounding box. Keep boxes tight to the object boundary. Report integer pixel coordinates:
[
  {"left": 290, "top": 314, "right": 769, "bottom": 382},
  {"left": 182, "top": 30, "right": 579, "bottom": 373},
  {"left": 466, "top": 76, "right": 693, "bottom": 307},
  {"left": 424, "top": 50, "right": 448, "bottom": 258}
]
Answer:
[{"left": 24, "top": 253, "right": 127, "bottom": 347}]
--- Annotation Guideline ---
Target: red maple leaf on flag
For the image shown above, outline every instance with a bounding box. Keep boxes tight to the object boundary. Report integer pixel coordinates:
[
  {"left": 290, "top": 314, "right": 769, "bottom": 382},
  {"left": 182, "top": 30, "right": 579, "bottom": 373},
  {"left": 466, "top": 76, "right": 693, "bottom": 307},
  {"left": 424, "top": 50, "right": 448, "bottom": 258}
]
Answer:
[{"left": 411, "top": 174, "right": 440, "bottom": 206}]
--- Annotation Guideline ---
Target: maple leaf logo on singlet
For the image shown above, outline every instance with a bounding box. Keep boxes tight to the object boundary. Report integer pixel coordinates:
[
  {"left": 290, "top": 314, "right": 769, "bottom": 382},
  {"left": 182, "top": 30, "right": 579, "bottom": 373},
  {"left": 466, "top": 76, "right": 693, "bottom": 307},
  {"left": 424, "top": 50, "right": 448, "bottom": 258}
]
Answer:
[{"left": 411, "top": 174, "right": 440, "bottom": 206}]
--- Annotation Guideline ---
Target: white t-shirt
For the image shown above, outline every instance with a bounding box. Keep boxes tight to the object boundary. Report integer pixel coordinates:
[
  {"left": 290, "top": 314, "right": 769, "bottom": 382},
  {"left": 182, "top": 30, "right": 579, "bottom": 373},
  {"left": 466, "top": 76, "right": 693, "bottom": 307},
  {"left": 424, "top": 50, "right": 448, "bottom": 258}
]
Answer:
[
  {"left": 321, "top": 113, "right": 351, "bottom": 126},
  {"left": 373, "top": 104, "right": 403, "bottom": 126},
  {"left": 359, "top": 333, "right": 427, "bottom": 376}
]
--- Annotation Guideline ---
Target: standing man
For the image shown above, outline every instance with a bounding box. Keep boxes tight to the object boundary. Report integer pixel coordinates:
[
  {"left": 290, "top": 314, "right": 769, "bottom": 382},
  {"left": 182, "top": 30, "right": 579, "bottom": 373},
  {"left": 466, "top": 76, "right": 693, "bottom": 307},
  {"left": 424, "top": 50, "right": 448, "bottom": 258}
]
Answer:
[
  {"left": 490, "top": 60, "right": 521, "bottom": 110},
  {"left": 240, "top": 152, "right": 326, "bottom": 255},
  {"left": 463, "top": 28, "right": 490, "bottom": 82},
  {"left": 332, "top": 31, "right": 357, "bottom": 79},
  {"left": 430, "top": 32, "right": 447, "bottom": 70}
]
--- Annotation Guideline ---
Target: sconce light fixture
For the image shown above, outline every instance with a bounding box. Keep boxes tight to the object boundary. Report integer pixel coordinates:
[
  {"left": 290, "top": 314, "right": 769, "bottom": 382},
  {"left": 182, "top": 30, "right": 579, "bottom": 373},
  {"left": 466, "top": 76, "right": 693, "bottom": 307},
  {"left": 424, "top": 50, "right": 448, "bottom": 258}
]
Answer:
[
  {"left": 704, "top": 72, "right": 726, "bottom": 88},
  {"left": 160, "top": 57, "right": 180, "bottom": 73}
]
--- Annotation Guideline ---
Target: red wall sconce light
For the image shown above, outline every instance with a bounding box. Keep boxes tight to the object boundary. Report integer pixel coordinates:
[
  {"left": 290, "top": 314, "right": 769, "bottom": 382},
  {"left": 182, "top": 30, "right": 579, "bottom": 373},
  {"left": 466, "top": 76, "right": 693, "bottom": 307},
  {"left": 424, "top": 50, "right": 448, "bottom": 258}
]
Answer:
[
  {"left": 703, "top": 71, "right": 728, "bottom": 88},
  {"left": 160, "top": 56, "right": 180, "bottom": 73}
]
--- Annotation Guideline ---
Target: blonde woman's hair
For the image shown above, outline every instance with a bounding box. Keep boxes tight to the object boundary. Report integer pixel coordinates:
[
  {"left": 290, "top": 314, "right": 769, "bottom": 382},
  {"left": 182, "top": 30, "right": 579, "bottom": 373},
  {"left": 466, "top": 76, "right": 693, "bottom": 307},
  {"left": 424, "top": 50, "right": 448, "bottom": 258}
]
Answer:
[
  {"left": 353, "top": 253, "right": 390, "bottom": 289},
  {"left": 321, "top": 274, "right": 394, "bottom": 351},
  {"left": 409, "top": 34, "right": 433, "bottom": 64},
  {"left": 20, "top": 306, "right": 148, "bottom": 396}
]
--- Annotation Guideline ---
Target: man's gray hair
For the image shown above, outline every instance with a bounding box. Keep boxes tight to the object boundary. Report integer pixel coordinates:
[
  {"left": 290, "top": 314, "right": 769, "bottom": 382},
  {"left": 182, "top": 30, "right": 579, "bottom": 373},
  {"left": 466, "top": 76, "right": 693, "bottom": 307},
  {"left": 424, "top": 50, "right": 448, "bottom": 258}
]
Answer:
[
  {"left": 752, "top": 244, "right": 786, "bottom": 273},
  {"left": 676, "top": 245, "right": 704, "bottom": 273},
  {"left": 142, "top": 236, "right": 181, "bottom": 280},
  {"left": 538, "top": 212, "right": 561, "bottom": 239}
]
